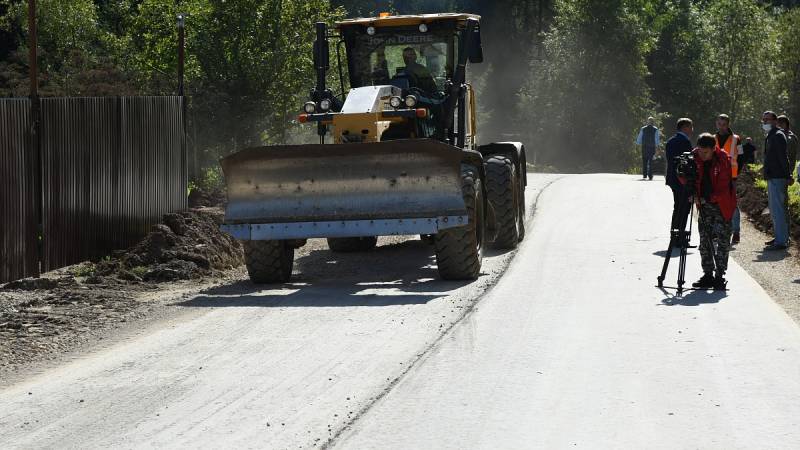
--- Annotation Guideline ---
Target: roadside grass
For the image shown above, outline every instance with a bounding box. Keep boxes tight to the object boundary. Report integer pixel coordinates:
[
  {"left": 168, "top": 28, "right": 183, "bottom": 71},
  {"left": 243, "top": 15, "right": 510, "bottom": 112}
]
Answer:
[
  {"left": 72, "top": 262, "right": 96, "bottom": 278},
  {"left": 131, "top": 266, "right": 148, "bottom": 279}
]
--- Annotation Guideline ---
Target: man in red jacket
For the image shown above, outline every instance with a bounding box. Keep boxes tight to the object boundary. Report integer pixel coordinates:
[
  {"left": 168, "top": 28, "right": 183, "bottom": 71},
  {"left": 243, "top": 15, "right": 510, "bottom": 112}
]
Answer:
[{"left": 688, "top": 133, "right": 737, "bottom": 290}]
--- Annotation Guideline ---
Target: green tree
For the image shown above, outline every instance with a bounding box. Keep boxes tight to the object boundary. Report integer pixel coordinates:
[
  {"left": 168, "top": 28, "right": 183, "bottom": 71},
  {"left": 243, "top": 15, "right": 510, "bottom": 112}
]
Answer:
[
  {"left": 519, "top": 0, "right": 657, "bottom": 170},
  {"left": 1, "top": 0, "right": 139, "bottom": 96},
  {"left": 646, "top": 0, "right": 715, "bottom": 129},
  {"left": 776, "top": 7, "right": 800, "bottom": 120},
  {"left": 707, "top": 0, "right": 779, "bottom": 135}
]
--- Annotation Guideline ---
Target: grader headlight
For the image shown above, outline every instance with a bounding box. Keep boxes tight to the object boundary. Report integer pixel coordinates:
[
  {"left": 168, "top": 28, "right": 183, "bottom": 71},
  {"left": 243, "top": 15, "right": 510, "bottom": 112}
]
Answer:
[
  {"left": 389, "top": 96, "right": 403, "bottom": 109},
  {"left": 319, "top": 98, "right": 332, "bottom": 112}
]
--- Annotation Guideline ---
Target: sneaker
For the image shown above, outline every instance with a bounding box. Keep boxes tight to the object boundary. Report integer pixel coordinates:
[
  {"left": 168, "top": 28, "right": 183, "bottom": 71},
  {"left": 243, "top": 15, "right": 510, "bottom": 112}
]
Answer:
[
  {"left": 731, "top": 232, "right": 740, "bottom": 245},
  {"left": 692, "top": 273, "right": 715, "bottom": 289},
  {"left": 764, "top": 243, "right": 788, "bottom": 251},
  {"left": 713, "top": 275, "right": 727, "bottom": 291},
  {"left": 765, "top": 239, "right": 775, "bottom": 246}
]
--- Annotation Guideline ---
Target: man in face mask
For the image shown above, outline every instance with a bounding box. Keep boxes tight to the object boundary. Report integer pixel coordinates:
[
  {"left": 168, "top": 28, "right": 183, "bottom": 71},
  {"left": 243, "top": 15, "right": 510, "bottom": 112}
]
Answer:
[{"left": 762, "top": 111, "right": 790, "bottom": 251}]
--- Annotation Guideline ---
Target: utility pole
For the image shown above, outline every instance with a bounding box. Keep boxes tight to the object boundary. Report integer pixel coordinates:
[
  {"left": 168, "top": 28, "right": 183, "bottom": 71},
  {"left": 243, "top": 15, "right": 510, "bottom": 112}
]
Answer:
[
  {"left": 177, "top": 13, "right": 186, "bottom": 97},
  {"left": 177, "top": 12, "right": 194, "bottom": 187},
  {"left": 28, "top": 0, "right": 43, "bottom": 277},
  {"left": 27, "top": 0, "right": 37, "bottom": 97}
]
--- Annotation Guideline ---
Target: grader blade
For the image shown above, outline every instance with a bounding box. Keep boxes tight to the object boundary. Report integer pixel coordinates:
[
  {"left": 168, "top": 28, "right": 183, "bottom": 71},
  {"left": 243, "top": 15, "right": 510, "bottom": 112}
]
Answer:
[{"left": 220, "top": 139, "right": 469, "bottom": 240}]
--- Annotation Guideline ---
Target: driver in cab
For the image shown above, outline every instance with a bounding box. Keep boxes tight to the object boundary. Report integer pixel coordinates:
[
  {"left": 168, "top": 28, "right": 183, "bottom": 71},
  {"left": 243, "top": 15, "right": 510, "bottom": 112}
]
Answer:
[{"left": 402, "top": 47, "right": 438, "bottom": 95}]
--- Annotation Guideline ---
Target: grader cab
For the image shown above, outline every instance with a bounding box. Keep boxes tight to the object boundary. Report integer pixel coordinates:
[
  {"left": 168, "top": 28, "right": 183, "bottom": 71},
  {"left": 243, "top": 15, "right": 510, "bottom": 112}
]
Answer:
[{"left": 221, "top": 13, "right": 528, "bottom": 283}]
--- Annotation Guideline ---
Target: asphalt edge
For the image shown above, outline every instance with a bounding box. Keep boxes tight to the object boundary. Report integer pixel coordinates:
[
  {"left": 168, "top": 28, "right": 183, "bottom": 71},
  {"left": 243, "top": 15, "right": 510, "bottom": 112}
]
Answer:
[{"left": 321, "top": 174, "right": 568, "bottom": 449}]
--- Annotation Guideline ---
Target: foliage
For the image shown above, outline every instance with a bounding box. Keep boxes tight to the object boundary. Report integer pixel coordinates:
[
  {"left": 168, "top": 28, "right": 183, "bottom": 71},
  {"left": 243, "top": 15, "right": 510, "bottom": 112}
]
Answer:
[
  {"left": 72, "top": 262, "right": 96, "bottom": 277},
  {"left": 706, "top": 0, "right": 780, "bottom": 137},
  {"left": 519, "top": 0, "right": 657, "bottom": 171},
  {"left": 3, "top": 0, "right": 800, "bottom": 173},
  {"left": 776, "top": 7, "right": 800, "bottom": 120}
]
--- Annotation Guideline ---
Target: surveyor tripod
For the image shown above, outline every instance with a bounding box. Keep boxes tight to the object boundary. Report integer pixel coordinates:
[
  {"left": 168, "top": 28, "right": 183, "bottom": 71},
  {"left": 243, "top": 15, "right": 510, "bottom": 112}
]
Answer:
[
  {"left": 657, "top": 197, "right": 696, "bottom": 296},
  {"left": 657, "top": 197, "right": 725, "bottom": 295}
]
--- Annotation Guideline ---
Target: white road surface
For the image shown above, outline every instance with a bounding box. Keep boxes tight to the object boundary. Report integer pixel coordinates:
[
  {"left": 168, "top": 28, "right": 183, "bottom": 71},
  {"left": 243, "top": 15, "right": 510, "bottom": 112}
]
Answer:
[{"left": 1, "top": 174, "right": 799, "bottom": 449}]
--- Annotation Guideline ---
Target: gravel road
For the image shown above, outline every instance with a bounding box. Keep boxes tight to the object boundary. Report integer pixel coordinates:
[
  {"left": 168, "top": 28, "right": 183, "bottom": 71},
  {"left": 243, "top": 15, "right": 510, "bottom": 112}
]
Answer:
[
  {"left": 0, "top": 174, "right": 562, "bottom": 448},
  {"left": 1, "top": 174, "right": 798, "bottom": 449}
]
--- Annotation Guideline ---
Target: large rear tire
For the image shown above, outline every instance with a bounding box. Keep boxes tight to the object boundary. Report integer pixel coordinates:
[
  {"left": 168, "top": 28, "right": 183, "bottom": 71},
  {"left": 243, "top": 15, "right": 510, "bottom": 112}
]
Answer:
[
  {"left": 327, "top": 236, "right": 378, "bottom": 252},
  {"left": 243, "top": 240, "right": 294, "bottom": 284},
  {"left": 435, "top": 166, "right": 484, "bottom": 280},
  {"left": 486, "top": 155, "right": 523, "bottom": 249}
]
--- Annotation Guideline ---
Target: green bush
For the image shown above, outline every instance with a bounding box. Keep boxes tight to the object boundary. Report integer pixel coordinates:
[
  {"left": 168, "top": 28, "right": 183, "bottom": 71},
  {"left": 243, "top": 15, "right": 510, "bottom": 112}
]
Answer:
[{"left": 72, "top": 262, "right": 96, "bottom": 277}]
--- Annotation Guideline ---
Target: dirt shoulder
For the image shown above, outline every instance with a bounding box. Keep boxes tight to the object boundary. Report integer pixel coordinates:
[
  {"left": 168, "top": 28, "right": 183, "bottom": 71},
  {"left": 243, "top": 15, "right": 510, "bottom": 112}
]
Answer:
[
  {"left": 730, "top": 217, "right": 800, "bottom": 324},
  {"left": 731, "top": 169, "right": 800, "bottom": 324},
  {"left": 0, "top": 207, "right": 244, "bottom": 379}
]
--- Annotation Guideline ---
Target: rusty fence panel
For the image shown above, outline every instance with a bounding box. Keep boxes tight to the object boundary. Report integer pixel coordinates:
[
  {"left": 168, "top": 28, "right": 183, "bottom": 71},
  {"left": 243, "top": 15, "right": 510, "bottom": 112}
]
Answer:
[
  {"left": 0, "top": 99, "right": 39, "bottom": 283},
  {"left": 40, "top": 96, "right": 186, "bottom": 272}
]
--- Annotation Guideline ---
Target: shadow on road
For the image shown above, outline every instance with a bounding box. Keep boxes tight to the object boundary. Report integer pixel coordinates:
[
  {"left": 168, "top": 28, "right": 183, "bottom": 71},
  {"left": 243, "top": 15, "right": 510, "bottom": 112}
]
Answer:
[
  {"left": 653, "top": 249, "right": 696, "bottom": 258},
  {"left": 177, "top": 239, "right": 491, "bottom": 308},
  {"left": 660, "top": 289, "right": 727, "bottom": 306},
  {"left": 752, "top": 249, "right": 790, "bottom": 262}
]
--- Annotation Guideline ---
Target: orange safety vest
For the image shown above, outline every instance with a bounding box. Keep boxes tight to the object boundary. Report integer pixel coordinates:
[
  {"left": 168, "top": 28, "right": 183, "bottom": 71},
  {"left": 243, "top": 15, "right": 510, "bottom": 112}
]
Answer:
[{"left": 716, "top": 133, "right": 741, "bottom": 178}]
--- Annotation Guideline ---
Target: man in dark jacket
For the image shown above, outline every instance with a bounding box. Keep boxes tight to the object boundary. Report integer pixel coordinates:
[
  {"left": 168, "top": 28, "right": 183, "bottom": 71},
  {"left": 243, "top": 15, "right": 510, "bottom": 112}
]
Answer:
[
  {"left": 685, "top": 133, "right": 737, "bottom": 290},
  {"left": 636, "top": 117, "right": 660, "bottom": 180},
  {"left": 739, "top": 137, "right": 756, "bottom": 172},
  {"left": 762, "top": 111, "right": 790, "bottom": 251},
  {"left": 665, "top": 118, "right": 694, "bottom": 231}
]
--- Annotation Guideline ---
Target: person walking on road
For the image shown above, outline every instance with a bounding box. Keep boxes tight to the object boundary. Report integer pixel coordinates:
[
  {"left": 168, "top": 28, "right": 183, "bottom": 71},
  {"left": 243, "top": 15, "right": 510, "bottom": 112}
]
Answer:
[
  {"left": 715, "top": 114, "right": 743, "bottom": 245},
  {"left": 637, "top": 117, "right": 660, "bottom": 180},
  {"left": 762, "top": 111, "right": 791, "bottom": 251},
  {"left": 665, "top": 118, "right": 694, "bottom": 231},
  {"left": 686, "top": 133, "right": 736, "bottom": 290}
]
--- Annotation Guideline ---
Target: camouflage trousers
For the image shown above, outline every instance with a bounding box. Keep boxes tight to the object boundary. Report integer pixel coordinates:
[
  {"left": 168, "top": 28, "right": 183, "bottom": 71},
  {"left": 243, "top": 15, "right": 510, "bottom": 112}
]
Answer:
[{"left": 697, "top": 201, "right": 732, "bottom": 275}]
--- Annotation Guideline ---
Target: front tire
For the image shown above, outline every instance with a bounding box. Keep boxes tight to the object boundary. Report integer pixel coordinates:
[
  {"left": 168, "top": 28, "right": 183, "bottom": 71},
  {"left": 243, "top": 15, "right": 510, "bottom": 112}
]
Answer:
[
  {"left": 485, "top": 155, "right": 523, "bottom": 249},
  {"left": 243, "top": 240, "right": 294, "bottom": 284},
  {"left": 435, "top": 166, "right": 484, "bottom": 280}
]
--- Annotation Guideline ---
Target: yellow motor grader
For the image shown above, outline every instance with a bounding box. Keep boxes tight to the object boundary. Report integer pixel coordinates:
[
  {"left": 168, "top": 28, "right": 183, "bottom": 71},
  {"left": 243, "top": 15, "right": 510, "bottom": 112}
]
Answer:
[{"left": 221, "top": 13, "right": 528, "bottom": 283}]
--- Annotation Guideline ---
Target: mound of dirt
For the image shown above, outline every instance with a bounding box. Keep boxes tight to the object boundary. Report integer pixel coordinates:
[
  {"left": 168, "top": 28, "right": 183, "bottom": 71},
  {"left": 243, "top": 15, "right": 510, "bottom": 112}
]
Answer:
[
  {"left": 0, "top": 207, "right": 244, "bottom": 376},
  {"left": 94, "top": 208, "right": 244, "bottom": 283}
]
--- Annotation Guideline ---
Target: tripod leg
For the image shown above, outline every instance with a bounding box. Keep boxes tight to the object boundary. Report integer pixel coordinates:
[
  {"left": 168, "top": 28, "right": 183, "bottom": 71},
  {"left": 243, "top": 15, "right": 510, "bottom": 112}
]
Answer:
[
  {"left": 677, "top": 234, "right": 688, "bottom": 295},
  {"left": 657, "top": 234, "right": 676, "bottom": 287},
  {"left": 676, "top": 203, "right": 694, "bottom": 296}
]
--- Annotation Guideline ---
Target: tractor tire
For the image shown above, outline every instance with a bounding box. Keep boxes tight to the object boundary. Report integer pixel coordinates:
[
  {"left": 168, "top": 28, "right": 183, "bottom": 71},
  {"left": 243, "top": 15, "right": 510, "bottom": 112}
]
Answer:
[
  {"left": 243, "top": 240, "right": 294, "bottom": 284},
  {"left": 327, "top": 236, "right": 378, "bottom": 252},
  {"left": 435, "top": 166, "right": 484, "bottom": 280},
  {"left": 485, "top": 155, "right": 523, "bottom": 249},
  {"left": 517, "top": 168, "right": 526, "bottom": 241}
]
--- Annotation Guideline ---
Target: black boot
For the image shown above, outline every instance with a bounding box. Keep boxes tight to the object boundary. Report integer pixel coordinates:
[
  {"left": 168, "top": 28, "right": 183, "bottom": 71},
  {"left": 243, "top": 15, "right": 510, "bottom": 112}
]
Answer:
[
  {"left": 713, "top": 273, "right": 727, "bottom": 291},
  {"left": 692, "top": 272, "right": 715, "bottom": 289}
]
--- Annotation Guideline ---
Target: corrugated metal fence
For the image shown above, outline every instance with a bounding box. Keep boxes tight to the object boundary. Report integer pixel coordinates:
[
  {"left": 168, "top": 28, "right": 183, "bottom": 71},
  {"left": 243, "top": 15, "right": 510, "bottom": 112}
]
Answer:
[
  {"left": 0, "top": 96, "right": 186, "bottom": 282},
  {"left": 0, "top": 99, "right": 39, "bottom": 282}
]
